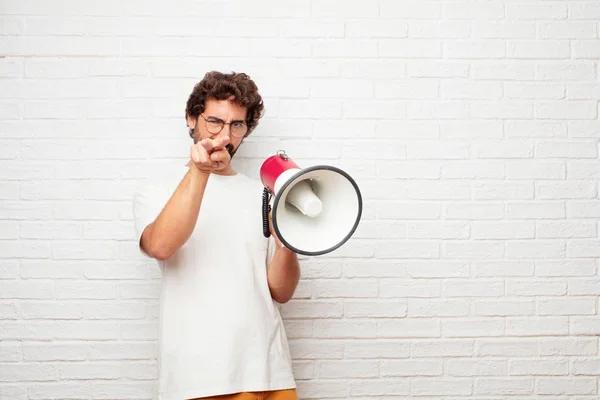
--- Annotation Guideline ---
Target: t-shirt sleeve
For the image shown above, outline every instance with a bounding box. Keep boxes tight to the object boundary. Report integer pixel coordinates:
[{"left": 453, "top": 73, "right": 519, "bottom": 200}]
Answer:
[{"left": 132, "top": 182, "right": 169, "bottom": 258}]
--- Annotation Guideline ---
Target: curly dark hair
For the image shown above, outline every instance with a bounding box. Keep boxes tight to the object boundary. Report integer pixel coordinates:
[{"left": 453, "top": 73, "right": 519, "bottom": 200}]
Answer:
[{"left": 185, "top": 71, "right": 264, "bottom": 139}]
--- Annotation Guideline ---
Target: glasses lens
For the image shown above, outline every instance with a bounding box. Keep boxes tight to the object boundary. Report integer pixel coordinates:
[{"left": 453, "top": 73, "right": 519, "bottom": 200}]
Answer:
[
  {"left": 205, "top": 120, "right": 223, "bottom": 134},
  {"left": 231, "top": 122, "right": 248, "bottom": 137}
]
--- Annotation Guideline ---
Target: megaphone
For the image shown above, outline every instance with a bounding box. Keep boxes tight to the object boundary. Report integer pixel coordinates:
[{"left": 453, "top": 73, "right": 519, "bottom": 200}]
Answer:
[{"left": 260, "top": 150, "right": 362, "bottom": 256}]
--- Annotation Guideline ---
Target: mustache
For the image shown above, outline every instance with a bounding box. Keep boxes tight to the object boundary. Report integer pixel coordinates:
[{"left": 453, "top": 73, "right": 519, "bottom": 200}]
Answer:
[{"left": 226, "top": 143, "right": 238, "bottom": 158}]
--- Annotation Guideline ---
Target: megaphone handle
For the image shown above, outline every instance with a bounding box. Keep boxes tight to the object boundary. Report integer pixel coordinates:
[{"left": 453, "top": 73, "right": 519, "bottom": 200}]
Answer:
[{"left": 262, "top": 187, "right": 272, "bottom": 238}]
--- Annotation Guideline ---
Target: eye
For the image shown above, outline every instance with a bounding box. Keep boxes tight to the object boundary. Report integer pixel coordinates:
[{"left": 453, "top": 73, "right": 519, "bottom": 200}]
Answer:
[{"left": 232, "top": 121, "right": 245, "bottom": 128}]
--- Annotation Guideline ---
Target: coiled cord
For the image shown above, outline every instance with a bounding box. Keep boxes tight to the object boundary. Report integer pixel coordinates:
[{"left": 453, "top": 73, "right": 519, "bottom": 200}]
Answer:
[{"left": 262, "top": 187, "right": 272, "bottom": 238}]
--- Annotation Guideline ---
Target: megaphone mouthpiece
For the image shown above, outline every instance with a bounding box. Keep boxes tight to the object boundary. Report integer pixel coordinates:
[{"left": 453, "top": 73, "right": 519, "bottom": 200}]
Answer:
[{"left": 286, "top": 180, "right": 323, "bottom": 217}]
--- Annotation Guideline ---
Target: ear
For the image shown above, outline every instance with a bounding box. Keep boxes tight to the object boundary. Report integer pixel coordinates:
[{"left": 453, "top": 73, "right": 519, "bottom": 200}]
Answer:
[{"left": 186, "top": 115, "right": 197, "bottom": 130}]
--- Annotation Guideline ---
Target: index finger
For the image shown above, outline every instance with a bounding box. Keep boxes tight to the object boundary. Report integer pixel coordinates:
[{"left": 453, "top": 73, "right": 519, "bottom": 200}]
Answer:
[{"left": 201, "top": 137, "right": 230, "bottom": 153}]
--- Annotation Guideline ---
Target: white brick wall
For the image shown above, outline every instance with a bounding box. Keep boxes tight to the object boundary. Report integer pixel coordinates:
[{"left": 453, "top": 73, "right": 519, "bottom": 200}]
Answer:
[{"left": 1, "top": 0, "right": 599, "bottom": 399}]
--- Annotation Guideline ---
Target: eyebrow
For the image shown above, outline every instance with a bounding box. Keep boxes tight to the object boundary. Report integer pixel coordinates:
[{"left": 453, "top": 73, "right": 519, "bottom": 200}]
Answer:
[{"left": 207, "top": 115, "right": 246, "bottom": 124}]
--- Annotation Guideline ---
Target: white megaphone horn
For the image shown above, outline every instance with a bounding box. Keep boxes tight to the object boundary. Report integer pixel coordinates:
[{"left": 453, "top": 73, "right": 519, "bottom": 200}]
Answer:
[{"left": 260, "top": 150, "right": 363, "bottom": 256}]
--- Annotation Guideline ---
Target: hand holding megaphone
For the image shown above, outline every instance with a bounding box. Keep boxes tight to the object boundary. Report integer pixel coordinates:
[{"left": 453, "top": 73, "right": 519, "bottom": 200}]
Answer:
[{"left": 260, "top": 150, "right": 362, "bottom": 256}]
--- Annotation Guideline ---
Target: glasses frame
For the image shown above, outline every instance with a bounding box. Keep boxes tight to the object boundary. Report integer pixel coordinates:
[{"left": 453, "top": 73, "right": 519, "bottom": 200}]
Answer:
[{"left": 199, "top": 114, "right": 248, "bottom": 138}]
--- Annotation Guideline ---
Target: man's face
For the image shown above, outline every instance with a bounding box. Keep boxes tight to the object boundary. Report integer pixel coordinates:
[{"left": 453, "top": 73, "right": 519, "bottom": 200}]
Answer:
[{"left": 187, "top": 98, "right": 248, "bottom": 159}]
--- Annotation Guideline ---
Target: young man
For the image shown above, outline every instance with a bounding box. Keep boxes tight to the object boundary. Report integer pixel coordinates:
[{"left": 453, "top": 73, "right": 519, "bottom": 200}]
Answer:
[{"left": 133, "top": 71, "right": 300, "bottom": 400}]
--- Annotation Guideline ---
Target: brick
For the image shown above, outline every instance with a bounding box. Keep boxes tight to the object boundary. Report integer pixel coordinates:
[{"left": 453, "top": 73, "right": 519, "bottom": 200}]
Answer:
[
  {"left": 442, "top": 241, "right": 505, "bottom": 259},
  {"left": 20, "top": 302, "right": 82, "bottom": 320},
  {"left": 0, "top": 385, "right": 26, "bottom": 400},
  {"left": 317, "top": 360, "right": 378, "bottom": 378},
  {"left": 442, "top": 161, "right": 505, "bottom": 178},
  {"left": 291, "top": 361, "right": 314, "bottom": 380},
  {"left": 381, "top": 359, "right": 442, "bottom": 376},
  {"left": 539, "top": 338, "right": 598, "bottom": 356},
  {"left": 22, "top": 343, "right": 87, "bottom": 361},
  {"left": 446, "top": 359, "right": 507, "bottom": 376},
  {"left": 0, "top": 280, "right": 53, "bottom": 299},
  {"left": 538, "top": 297, "right": 596, "bottom": 316},
  {"left": 506, "top": 317, "right": 569, "bottom": 336},
  {"left": 407, "top": 221, "right": 469, "bottom": 240},
  {"left": 408, "top": 21, "right": 470, "bottom": 38},
  {"left": 446, "top": 202, "right": 505, "bottom": 220},
  {"left": 476, "top": 339, "right": 538, "bottom": 357},
  {"left": 507, "top": 280, "right": 567, "bottom": 296},
  {"left": 441, "top": 81, "right": 502, "bottom": 99},
  {"left": 539, "top": 22, "right": 598, "bottom": 39},
  {"left": 313, "top": 39, "right": 377, "bottom": 58},
  {"left": 506, "top": 240, "right": 566, "bottom": 259},
  {"left": 506, "top": 3, "right": 567, "bottom": 19},
  {"left": 378, "top": 319, "right": 440, "bottom": 338},
  {"left": 568, "top": 278, "right": 600, "bottom": 295},
  {"left": 475, "top": 300, "right": 534, "bottom": 316},
  {"left": 537, "top": 101, "right": 598, "bottom": 120},
  {"left": 0, "top": 363, "right": 58, "bottom": 382},
  {"left": 379, "top": 39, "right": 442, "bottom": 58},
  {"left": 536, "top": 181, "right": 597, "bottom": 199},
  {"left": 472, "top": 22, "right": 535, "bottom": 38},
  {"left": 343, "top": 260, "right": 406, "bottom": 278},
  {"left": 445, "top": 40, "right": 506, "bottom": 59},
  {"left": 472, "top": 221, "right": 534, "bottom": 239},
  {"left": 442, "top": 318, "right": 505, "bottom": 338},
  {"left": 407, "top": 60, "right": 468, "bottom": 77},
  {"left": 537, "top": 378, "right": 598, "bottom": 395},
  {"left": 505, "top": 121, "right": 567, "bottom": 138},
  {"left": 572, "top": 358, "right": 600, "bottom": 376},
  {"left": 347, "top": 20, "right": 407, "bottom": 38},
  {"left": 0, "top": 303, "right": 18, "bottom": 320},
  {"left": 376, "top": 241, "right": 440, "bottom": 259},
  {"left": 474, "top": 261, "right": 534, "bottom": 277},
  {"left": 0, "top": 58, "right": 23, "bottom": 78},
  {"left": 280, "top": 300, "right": 342, "bottom": 319},
  {"left": 508, "top": 40, "right": 570, "bottom": 59},
  {"left": 315, "top": 320, "right": 376, "bottom": 338},
  {"left": 379, "top": 1, "right": 441, "bottom": 19},
  {"left": 505, "top": 83, "right": 565, "bottom": 99},
  {"left": 412, "top": 339, "right": 473, "bottom": 357},
  {"left": 0, "top": 342, "right": 21, "bottom": 362},
  {"left": 408, "top": 299, "right": 470, "bottom": 317},
  {"left": 472, "top": 182, "right": 534, "bottom": 200},
  {"left": 412, "top": 378, "right": 473, "bottom": 395},
  {"left": 344, "top": 300, "right": 407, "bottom": 318},
  {"left": 380, "top": 280, "right": 440, "bottom": 298},
  {"left": 569, "top": 2, "right": 600, "bottom": 19},
  {"left": 348, "top": 379, "right": 409, "bottom": 396},
  {"left": 570, "top": 317, "right": 600, "bottom": 335},
  {"left": 475, "top": 378, "right": 534, "bottom": 395},
  {"left": 376, "top": 202, "right": 441, "bottom": 220}
]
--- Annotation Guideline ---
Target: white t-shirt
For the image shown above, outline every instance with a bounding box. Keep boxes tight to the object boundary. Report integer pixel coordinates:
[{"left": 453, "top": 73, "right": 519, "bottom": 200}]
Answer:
[{"left": 132, "top": 165, "right": 296, "bottom": 400}]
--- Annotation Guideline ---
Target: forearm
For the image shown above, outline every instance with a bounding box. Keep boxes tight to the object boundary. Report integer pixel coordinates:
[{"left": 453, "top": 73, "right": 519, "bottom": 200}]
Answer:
[
  {"left": 141, "top": 167, "right": 210, "bottom": 260},
  {"left": 267, "top": 246, "right": 300, "bottom": 303}
]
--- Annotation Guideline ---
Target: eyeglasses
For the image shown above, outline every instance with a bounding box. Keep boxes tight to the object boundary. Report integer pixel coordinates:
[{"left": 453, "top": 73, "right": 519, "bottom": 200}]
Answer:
[{"left": 199, "top": 114, "right": 248, "bottom": 138}]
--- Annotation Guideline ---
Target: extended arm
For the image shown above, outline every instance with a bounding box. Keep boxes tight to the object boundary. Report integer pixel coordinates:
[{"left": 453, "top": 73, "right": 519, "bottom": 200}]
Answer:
[{"left": 140, "top": 167, "right": 209, "bottom": 260}]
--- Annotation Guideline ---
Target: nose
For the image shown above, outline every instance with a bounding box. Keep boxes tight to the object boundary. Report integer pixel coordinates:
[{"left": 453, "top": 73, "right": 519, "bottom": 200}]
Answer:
[{"left": 216, "top": 123, "right": 232, "bottom": 139}]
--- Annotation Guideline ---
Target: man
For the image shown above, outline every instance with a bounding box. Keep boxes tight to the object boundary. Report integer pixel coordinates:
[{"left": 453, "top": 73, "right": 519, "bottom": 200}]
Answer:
[{"left": 133, "top": 71, "right": 300, "bottom": 400}]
